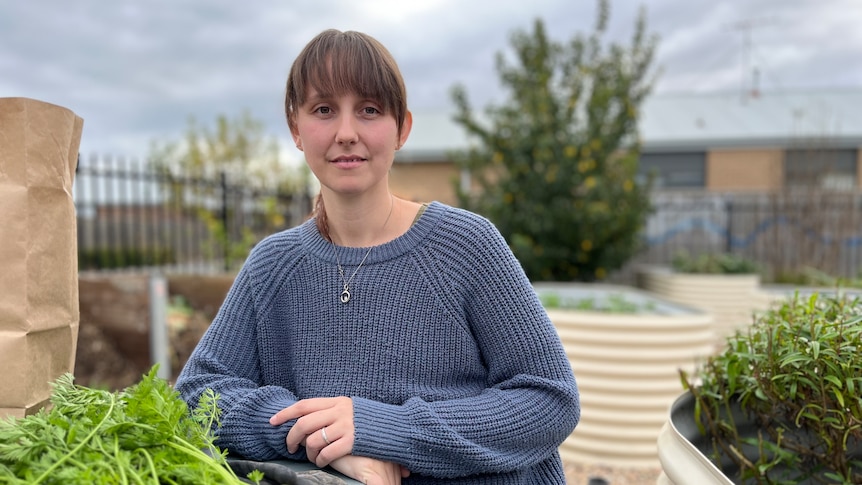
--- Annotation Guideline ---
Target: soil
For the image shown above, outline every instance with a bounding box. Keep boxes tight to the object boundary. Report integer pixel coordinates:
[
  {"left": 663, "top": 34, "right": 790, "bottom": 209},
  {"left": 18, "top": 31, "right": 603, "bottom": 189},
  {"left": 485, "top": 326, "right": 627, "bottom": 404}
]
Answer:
[
  {"left": 564, "top": 462, "right": 662, "bottom": 484},
  {"left": 73, "top": 303, "right": 213, "bottom": 390}
]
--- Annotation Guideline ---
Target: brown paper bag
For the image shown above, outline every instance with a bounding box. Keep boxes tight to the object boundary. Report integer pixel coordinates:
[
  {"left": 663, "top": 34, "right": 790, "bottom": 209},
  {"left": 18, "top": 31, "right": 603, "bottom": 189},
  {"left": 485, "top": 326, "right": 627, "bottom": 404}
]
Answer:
[{"left": 0, "top": 97, "right": 83, "bottom": 419}]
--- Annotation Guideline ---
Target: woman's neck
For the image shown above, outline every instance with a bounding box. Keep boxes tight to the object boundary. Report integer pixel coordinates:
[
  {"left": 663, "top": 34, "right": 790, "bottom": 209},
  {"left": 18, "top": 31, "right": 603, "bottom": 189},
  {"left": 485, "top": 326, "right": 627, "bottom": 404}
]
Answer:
[
  {"left": 324, "top": 194, "right": 424, "bottom": 248},
  {"left": 326, "top": 192, "right": 396, "bottom": 247}
]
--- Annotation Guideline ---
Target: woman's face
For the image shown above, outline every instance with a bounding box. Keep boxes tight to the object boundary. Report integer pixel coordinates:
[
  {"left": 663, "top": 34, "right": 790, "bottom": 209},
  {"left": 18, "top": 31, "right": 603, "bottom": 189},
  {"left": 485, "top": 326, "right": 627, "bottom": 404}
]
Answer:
[{"left": 291, "top": 89, "right": 411, "bottom": 197}]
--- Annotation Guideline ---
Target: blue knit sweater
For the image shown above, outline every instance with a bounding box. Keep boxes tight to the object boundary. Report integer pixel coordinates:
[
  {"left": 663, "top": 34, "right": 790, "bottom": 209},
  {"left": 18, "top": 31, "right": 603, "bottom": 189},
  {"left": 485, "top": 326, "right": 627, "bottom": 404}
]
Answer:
[{"left": 176, "top": 201, "right": 580, "bottom": 484}]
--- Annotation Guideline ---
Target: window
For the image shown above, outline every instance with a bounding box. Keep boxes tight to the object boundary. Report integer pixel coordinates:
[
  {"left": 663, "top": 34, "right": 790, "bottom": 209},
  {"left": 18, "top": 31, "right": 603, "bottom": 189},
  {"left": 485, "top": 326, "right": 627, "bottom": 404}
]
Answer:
[
  {"left": 638, "top": 152, "right": 706, "bottom": 188},
  {"left": 784, "top": 148, "right": 858, "bottom": 190}
]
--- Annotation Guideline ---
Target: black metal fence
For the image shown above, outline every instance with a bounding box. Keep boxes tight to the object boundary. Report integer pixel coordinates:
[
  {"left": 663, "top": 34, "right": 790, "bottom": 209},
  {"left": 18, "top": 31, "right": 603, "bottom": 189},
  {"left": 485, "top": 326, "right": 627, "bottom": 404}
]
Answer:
[
  {"left": 631, "top": 191, "right": 862, "bottom": 279},
  {"left": 74, "top": 155, "right": 312, "bottom": 273},
  {"left": 73, "top": 155, "right": 862, "bottom": 280}
]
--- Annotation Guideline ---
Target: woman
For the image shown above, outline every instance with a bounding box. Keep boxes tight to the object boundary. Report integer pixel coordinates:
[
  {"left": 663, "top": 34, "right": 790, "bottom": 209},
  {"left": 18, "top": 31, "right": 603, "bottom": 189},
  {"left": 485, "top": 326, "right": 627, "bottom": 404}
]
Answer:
[{"left": 176, "top": 29, "right": 580, "bottom": 485}]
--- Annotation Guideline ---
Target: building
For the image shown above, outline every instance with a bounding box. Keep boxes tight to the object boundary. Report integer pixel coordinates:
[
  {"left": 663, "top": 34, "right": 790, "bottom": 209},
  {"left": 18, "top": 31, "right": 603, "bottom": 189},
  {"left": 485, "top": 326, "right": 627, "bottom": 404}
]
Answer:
[{"left": 391, "top": 88, "right": 862, "bottom": 204}]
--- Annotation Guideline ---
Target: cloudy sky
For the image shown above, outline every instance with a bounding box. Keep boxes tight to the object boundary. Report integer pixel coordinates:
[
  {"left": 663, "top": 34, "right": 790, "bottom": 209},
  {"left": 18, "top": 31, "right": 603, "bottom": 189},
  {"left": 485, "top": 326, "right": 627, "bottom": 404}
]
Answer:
[{"left": 3, "top": 0, "right": 861, "bottom": 163}]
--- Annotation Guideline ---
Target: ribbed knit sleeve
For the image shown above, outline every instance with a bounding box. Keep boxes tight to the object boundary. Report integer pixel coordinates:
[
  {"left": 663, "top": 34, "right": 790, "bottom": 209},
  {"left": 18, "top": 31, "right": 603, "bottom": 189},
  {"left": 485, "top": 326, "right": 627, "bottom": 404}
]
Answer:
[
  {"left": 349, "top": 208, "right": 580, "bottom": 479},
  {"left": 175, "top": 233, "right": 308, "bottom": 461}
]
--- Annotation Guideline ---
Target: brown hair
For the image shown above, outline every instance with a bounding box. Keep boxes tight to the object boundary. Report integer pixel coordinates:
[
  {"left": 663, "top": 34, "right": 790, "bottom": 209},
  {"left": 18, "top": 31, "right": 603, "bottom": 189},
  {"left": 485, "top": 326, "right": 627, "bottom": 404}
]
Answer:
[{"left": 285, "top": 29, "right": 408, "bottom": 241}]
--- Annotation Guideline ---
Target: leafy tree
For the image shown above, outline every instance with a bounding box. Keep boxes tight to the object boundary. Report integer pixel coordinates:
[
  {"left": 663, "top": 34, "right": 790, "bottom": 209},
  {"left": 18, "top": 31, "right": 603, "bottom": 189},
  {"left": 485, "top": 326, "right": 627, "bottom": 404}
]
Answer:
[
  {"left": 150, "top": 111, "right": 309, "bottom": 269},
  {"left": 151, "top": 110, "right": 305, "bottom": 191},
  {"left": 450, "top": 0, "right": 658, "bottom": 281}
]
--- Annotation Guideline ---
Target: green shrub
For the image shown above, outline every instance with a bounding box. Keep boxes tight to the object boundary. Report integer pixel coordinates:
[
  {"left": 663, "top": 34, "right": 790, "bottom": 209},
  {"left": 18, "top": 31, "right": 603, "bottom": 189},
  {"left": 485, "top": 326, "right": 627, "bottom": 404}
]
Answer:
[
  {"left": 450, "top": 1, "right": 657, "bottom": 282},
  {"left": 772, "top": 266, "right": 862, "bottom": 289},
  {"left": 78, "top": 247, "right": 175, "bottom": 270},
  {"left": 671, "top": 251, "right": 759, "bottom": 275},
  {"left": 539, "top": 292, "right": 655, "bottom": 313},
  {"left": 682, "top": 293, "right": 862, "bottom": 484}
]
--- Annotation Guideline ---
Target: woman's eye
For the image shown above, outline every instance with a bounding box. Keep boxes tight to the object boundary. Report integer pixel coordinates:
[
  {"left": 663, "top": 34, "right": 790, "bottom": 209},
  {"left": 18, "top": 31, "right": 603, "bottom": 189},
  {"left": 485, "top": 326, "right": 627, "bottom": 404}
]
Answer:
[
  {"left": 362, "top": 107, "right": 380, "bottom": 115},
  {"left": 316, "top": 106, "right": 332, "bottom": 114}
]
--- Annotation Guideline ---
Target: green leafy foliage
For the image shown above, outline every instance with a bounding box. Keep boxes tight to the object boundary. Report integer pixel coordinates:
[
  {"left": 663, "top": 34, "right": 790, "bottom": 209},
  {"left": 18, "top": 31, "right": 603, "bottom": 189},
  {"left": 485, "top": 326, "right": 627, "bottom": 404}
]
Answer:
[
  {"left": 0, "top": 366, "right": 245, "bottom": 484},
  {"left": 150, "top": 111, "right": 311, "bottom": 271},
  {"left": 681, "top": 293, "right": 862, "bottom": 484},
  {"left": 539, "top": 292, "right": 655, "bottom": 313},
  {"left": 78, "top": 247, "right": 176, "bottom": 270},
  {"left": 773, "top": 266, "right": 862, "bottom": 289},
  {"left": 671, "top": 251, "right": 760, "bottom": 275},
  {"left": 150, "top": 110, "right": 304, "bottom": 194},
  {"left": 450, "top": 0, "right": 658, "bottom": 281}
]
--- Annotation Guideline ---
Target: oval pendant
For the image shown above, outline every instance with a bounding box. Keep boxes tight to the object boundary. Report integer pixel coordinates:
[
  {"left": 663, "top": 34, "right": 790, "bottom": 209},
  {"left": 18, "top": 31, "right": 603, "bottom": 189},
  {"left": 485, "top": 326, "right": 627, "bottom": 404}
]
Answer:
[{"left": 340, "top": 288, "right": 351, "bottom": 303}]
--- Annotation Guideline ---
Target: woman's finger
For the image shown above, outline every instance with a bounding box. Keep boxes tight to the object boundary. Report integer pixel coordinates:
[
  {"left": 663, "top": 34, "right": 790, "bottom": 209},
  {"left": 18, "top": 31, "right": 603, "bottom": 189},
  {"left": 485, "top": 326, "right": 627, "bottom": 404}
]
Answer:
[
  {"left": 270, "top": 397, "right": 331, "bottom": 426},
  {"left": 280, "top": 397, "right": 355, "bottom": 454},
  {"left": 308, "top": 423, "right": 355, "bottom": 465},
  {"left": 285, "top": 412, "right": 331, "bottom": 453}
]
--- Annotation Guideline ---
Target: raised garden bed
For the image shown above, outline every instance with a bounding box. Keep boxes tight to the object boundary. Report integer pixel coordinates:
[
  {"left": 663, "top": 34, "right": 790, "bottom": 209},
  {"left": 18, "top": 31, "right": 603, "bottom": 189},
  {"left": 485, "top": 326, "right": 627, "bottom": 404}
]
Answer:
[{"left": 533, "top": 283, "right": 714, "bottom": 469}]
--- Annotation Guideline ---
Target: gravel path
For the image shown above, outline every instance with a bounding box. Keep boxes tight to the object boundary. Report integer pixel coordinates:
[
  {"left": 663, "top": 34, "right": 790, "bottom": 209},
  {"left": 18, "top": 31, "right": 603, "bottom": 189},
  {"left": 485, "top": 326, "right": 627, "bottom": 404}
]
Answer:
[{"left": 564, "top": 461, "right": 662, "bottom": 485}]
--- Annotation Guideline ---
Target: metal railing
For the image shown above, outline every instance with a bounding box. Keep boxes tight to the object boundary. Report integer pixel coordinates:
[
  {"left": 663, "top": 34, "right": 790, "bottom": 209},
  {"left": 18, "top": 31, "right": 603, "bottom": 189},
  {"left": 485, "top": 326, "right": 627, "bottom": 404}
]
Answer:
[
  {"left": 633, "top": 190, "right": 862, "bottom": 279},
  {"left": 74, "top": 155, "right": 312, "bottom": 273},
  {"left": 73, "top": 155, "right": 862, "bottom": 280}
]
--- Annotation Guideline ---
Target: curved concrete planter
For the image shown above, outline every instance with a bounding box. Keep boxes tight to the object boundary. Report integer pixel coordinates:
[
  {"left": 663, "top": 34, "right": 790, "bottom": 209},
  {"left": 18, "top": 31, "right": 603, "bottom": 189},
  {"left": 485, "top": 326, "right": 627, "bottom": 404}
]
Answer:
[
  {"left": 635, "top": 265, "right": 770, "bottom": 346},
  {"left": 534, "top": 283, "right": 714, "bottom": 468}
]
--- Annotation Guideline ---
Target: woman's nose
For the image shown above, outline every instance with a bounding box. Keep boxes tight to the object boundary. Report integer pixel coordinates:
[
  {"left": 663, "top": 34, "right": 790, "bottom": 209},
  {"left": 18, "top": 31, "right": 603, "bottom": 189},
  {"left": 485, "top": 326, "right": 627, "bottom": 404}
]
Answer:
[{"left": 335, "top": 115, "right": 358, "bottom": 145}]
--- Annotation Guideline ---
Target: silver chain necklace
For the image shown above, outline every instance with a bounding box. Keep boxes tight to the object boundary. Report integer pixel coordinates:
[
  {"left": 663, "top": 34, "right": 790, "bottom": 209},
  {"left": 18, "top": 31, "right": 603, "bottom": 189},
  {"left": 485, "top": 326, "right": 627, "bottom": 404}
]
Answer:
[{"left": 333, "top": 196, "right": 394, "bottom": 304}]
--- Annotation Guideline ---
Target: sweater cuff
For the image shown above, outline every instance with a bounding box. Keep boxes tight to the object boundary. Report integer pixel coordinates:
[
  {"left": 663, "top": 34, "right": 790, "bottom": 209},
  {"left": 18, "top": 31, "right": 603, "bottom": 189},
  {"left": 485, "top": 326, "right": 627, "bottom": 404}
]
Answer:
[
  {"left": 351, "top": 397, "right": 416, "bottom": 462},
  {"left": 258, "top": 397, "right": 295, "bottom": 457},
  {"left": 220, "top": 388, "right": 304, "bottom": 460}
]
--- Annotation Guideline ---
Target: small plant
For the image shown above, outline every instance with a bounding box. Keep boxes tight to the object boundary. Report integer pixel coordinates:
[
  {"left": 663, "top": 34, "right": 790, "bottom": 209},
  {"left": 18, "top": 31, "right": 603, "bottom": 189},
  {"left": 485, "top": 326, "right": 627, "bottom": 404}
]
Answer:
[
  {"left": 539, "top": 292, "right": 655, "bottom": 313},
  {"left": 671, "top": 251, "right": 760, "bottom": 275},
  {"left": 681, "top": 293, "right": 862, "bottom": 484},
  {"left": 540, "top": 293, "right": 562, "bottom": 309},
  {"left": 167, "top": 295, "right": 195, "bottom": 333},
  {"left": 772, "top": 266, "right": 862, "bottom": 289}
]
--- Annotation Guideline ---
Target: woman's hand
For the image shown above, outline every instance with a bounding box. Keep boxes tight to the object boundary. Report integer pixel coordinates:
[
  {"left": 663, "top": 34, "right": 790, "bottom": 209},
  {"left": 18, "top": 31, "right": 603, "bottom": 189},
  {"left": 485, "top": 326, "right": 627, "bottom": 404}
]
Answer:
[
  {"left": 270, "top": 396, "right": 355, "bottom": 467},
  {"left": 329, "top": 455, "right": 410, "bottom": 485}
]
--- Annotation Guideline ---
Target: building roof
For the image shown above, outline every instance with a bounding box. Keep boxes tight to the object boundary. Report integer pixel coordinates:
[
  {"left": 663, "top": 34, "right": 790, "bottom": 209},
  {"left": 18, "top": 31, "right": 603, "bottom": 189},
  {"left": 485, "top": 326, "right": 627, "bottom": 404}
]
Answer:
[
  {"left": 640, "top": 89, "right": 862, "bottom": 151},
  {"left": 397, "top": 88, "right": 862, "bottom": 162}
]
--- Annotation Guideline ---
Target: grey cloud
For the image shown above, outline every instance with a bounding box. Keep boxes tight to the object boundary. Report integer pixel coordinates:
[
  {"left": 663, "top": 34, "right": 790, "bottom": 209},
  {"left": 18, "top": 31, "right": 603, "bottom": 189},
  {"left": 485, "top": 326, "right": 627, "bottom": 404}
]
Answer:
[{"left": 2, "top": 0, "right": 861, "bottom": 158}]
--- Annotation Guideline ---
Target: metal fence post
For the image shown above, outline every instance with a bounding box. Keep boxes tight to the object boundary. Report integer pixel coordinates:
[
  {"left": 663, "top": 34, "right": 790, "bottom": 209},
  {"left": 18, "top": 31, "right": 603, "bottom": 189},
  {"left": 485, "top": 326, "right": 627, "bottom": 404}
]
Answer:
[
  {"left": 220, "top": 171, "right": 230, "bottom": 272},
  {"left": 149, "top": 273, "right": 170, "bottom": 380},
  {"left": 725, "top": 198, "right": 734, "bottom": 254}
]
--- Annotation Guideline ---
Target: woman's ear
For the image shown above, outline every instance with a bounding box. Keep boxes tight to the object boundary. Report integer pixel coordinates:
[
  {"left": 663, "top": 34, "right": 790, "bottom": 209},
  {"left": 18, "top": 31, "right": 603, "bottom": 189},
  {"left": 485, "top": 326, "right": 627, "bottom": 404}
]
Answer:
[
  {"left": 288, "top": 119, "right": 303, "bottom": 151},
  {"left": 291, "top": 129, "right": 303, "bottom": 151},
  {"left": 397, "top": 111, "right": 413, "bottom": 150}
]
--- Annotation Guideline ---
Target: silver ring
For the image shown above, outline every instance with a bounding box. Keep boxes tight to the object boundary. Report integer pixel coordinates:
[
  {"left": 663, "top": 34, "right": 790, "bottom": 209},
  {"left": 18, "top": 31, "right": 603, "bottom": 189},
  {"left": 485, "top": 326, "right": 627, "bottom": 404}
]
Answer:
[{"left": 321, "top": 426, "right": 331, "bottom": 445}]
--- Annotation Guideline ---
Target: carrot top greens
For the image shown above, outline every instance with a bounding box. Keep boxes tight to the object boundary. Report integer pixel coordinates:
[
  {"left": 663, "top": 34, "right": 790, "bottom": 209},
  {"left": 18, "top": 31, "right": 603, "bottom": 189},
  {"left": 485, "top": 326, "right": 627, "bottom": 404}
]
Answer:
[{"left": 0, "top": 366, "right": 253, "bottom": 484}]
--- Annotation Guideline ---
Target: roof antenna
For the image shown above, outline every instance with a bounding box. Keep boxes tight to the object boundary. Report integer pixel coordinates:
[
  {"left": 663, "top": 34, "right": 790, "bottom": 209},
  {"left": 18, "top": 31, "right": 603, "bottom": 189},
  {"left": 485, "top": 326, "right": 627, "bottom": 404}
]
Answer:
[
  {"left": 726, "top": 17, "right": 775, "bottom": 104},
  {"left": 751, "top": 67, "right": 760, "bottom": 99}
]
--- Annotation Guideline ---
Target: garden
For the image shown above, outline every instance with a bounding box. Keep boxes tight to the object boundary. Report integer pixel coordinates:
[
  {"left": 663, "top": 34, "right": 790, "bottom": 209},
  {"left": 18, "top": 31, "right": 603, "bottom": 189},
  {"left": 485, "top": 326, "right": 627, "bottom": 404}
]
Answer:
[{"left": 4, "top": 4, "right": 862, "bottom": 480}]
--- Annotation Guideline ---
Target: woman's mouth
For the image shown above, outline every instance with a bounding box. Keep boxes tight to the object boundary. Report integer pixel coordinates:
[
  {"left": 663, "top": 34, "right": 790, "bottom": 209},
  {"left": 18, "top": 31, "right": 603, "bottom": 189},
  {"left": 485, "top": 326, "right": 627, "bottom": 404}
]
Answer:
[{"left": 330, "top": 156, "right": 367, "bottom": 167}]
